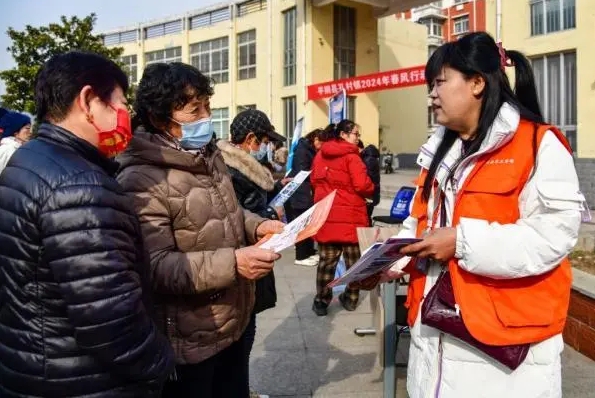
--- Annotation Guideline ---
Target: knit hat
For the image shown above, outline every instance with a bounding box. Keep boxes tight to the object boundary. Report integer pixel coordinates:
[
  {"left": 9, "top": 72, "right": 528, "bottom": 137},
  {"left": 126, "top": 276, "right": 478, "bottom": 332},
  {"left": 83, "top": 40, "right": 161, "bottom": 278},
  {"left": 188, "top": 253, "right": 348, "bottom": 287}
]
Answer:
[
  {"left": 0, "top": 111, "right": 31, "bottom": 139},
  {"left": 230, "top": 109, "right": 286, "bottom": 143}
]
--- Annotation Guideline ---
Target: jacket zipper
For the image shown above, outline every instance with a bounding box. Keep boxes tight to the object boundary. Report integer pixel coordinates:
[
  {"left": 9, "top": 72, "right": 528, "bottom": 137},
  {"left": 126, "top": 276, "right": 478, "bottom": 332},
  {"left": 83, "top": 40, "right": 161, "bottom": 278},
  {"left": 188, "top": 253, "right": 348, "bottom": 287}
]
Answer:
[{"left": 434, "top": 333, "right": 444, "bottom": 398}]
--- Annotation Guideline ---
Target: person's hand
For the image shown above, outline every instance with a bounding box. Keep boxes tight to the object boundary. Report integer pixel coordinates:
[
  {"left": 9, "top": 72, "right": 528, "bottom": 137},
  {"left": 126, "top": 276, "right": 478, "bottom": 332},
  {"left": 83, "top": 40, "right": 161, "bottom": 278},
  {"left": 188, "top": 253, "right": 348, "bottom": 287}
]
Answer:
[
  {"left": 280, "top": 177, "right": 293, "bottom": 186},
  {"left": 350, "top": 274, "right": 382, "bottom": 290},
  {"left": 235, "top": 246, "right": 281, "bottom": 280},
  {"left": 379, "top": 268, "right": 406, "bottom": 284},
  {"left": 274, "top": 206, "right": 285, "bottom": 220},
  {"left": 400, "top": 227, "right": 456, "bottom": 262},
  {"left": 256, "top": 220, "right": 285, "bottom": 239}
]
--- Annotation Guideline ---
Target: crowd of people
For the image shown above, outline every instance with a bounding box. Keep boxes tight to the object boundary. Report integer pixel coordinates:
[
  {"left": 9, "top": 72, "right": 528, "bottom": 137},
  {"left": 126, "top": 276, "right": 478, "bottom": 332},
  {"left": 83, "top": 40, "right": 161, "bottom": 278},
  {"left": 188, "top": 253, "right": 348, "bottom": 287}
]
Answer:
[{"left": 0, "top": 30, "right": 587, "bottom": 398}]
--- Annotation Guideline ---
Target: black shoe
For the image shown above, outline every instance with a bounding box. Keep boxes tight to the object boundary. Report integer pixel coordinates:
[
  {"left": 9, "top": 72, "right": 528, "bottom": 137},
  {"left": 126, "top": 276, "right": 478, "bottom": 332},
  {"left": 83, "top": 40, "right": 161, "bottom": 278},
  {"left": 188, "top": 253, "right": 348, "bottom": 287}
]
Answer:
[
  {"left": 312, "top": 301, "right": 328, "bottom": 316},
  {"left": 339, "top": 293, "right": 357, "bottom": 311}
]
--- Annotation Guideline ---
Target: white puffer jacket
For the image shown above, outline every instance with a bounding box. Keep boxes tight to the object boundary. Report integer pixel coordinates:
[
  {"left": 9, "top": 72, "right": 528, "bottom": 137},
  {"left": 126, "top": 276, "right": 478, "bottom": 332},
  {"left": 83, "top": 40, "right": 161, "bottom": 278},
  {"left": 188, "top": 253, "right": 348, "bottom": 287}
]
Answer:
[
  {"left": 391, "top": 103, "right": 587, "bottom": 398},
  {"left": 0, "top": 137, "right": 22, "bottom": 175}
]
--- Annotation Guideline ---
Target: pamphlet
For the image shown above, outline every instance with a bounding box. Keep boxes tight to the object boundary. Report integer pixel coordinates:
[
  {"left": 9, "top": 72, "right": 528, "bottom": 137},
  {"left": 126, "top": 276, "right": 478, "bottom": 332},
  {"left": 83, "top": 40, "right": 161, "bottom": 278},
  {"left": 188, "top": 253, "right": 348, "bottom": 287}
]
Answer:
[
  {"left": 327, "top": 237, "right": 421, "bottom": 287},
  {"left": 257, "top": 190, "right": 336, "bottom": 253},
  {"left": 269, "top": 170, "right": 311, "bottom": 208}
]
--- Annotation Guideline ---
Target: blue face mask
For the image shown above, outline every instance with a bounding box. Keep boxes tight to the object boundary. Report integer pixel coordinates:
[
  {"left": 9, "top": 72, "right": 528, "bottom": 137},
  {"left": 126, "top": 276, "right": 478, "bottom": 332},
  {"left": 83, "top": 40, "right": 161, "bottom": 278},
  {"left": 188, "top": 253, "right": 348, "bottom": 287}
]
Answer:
[
  {"left": 174, "top": 117, "right": 213, "bottom": 149},
  {"left": 251, "top": 142, "right": 268, "bottom": 161}
]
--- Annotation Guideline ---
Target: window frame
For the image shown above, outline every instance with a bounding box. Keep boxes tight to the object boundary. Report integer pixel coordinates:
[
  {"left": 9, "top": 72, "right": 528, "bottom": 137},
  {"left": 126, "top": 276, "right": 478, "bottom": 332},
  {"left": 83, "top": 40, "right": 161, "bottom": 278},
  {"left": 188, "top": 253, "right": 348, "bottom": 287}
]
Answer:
[
  {"left": 189, "top": 37, "right": 229, "bottom": 84},
  {"left": 237, "top": 29, "right": 257, "bottom": 80}
]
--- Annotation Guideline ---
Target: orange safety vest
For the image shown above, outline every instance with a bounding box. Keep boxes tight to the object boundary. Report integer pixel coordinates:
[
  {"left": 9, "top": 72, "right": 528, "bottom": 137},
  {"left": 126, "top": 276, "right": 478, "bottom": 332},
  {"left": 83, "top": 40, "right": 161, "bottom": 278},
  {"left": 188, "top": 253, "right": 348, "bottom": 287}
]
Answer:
[{"left": 404, "top": 120, "right": 573, "bottom": 346}]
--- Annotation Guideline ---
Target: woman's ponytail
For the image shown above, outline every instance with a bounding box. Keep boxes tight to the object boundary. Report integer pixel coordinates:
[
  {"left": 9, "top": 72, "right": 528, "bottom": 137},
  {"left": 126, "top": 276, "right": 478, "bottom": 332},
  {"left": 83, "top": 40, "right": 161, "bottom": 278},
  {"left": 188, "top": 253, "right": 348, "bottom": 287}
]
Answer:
[{"left": 506, "top": 50, "right": 544, "bottom": 122}]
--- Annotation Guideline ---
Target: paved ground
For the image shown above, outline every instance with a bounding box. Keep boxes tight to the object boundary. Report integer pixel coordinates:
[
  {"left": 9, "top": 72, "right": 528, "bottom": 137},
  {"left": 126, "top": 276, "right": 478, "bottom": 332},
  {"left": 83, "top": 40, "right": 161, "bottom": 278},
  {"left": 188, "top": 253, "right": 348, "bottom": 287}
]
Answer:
[{"left": 251, "top": 252, "right": 595, "bottom": 397}]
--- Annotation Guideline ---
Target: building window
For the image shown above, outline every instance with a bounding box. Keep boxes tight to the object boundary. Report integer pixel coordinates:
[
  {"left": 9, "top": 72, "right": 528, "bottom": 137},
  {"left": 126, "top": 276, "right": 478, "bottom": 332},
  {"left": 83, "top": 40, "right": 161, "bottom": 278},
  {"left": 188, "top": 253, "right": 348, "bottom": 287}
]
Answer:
[
  {"left": 454, "top": 0, "right": 466, "bottom": 4},
  {"left": 283, "top": 7, "right": 297, "bottom": 86},
  {"left": 531, "top": 51, "right": 577, "bottom": 152},
  {"left": 333, "top": 5, "right": 356, "bottom": 80},
  {"left": 453, "top": 15, "right": 469, "bottom": 35},
  {"left": 283, "top": 96, "right": 297, "bottom": 141},
  {"left": 144, "top": 20, "right": 183, "bottom": 39},
  {"left": 190, "top": 37, "right": 229, "bottom": 83},
  {"left": 120, "top": 55, "right": 138, "bottom": 83},
  {"left": 238, "top": 30, "right": 257, "bottom": 80},
  {"left": 530, "top": 0, "right": 575, "bottom": 36},
  {"left": 212, "top": 108, "right": 230, "bottom": 140},
  {"left": 237, "top": 0, "right": 267, "bottom": 17},
  {"left": 237, "top": 104, "right": 256, "bottom": 113},
  {"left": 144, "top": 47, "right": 182, "bottom": 66},
  {"left": 347, "top": 97, "right": 355, "bottom": 122},
  {"left": 104, "top": 29, "right": 137, "bottom": 46},
  {"left": 189, "top": 7, "right": 230, "bottom": 29},
  {"left": 428, "top": 45, "right": 439, "bottom": 58},
  {"left": 420, "top": 18, "right": 443, "bottom": 37}
]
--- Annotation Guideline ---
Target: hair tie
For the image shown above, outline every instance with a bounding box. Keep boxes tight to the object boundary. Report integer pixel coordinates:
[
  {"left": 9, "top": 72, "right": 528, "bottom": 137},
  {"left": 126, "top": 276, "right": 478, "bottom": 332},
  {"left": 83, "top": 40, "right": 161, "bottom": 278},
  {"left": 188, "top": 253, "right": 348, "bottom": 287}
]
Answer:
[{"left": 496, "top": 42, "right": 513, "bottom": 70}]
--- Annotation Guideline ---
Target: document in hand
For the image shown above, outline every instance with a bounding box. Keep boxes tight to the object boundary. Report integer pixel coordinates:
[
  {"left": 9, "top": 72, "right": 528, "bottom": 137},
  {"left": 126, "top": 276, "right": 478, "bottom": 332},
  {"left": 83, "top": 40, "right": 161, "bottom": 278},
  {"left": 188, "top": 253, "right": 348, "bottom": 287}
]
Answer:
[
  {"left": 269, "top": 170, "right": 311, "bottom": 208},
  {"left": 257, "top": 190, "right": 336, "bottom": 253},
  {"left": 327, "top": 237, "right": 421, "bottom": 288}
]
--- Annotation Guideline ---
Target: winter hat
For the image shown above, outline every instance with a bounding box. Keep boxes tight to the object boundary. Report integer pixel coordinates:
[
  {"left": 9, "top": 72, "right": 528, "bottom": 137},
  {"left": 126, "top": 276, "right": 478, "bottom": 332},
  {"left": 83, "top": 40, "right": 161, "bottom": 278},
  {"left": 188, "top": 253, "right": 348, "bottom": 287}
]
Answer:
[
  {"left": 230, "top": 109, "right": 286, "bottom": 144},
  {"left": 0, "top": 111, "right": 31, "bottom": 139}
]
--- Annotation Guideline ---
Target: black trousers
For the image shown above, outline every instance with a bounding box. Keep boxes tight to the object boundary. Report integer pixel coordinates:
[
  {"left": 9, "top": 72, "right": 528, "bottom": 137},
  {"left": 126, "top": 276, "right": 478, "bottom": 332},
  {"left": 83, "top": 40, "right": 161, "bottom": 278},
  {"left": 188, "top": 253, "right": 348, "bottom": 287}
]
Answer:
[
  {"left": 161, "top": 329, "right": 250, "bottom": 398},
  {"left": 285, "top": 205, "right": 317, "bottom": 260}
]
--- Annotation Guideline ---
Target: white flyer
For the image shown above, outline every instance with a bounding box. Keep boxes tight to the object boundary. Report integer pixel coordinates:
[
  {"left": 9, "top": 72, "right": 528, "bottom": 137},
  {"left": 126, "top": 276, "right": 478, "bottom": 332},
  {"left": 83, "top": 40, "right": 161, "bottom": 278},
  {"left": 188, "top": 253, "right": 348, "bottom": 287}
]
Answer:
[{"left": 258, "top": 190, "right": 336, "bottom": 253}]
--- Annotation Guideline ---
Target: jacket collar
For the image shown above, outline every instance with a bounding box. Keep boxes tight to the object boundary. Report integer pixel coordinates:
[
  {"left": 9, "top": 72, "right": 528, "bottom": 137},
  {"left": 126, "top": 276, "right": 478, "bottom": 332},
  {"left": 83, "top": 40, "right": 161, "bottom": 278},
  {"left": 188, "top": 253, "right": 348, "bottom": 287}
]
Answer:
[
  {"left": 36, "top": 123, "right": 119, "bottom": 176},
  {"left": 216, "top": 139, "right": 274, "bottom": 191},
  {"left": 117, "top": 128, "right": 217, "bottom": 175},
  {"left": 417, "top": 102, "right": 521, "bottom": 186}
]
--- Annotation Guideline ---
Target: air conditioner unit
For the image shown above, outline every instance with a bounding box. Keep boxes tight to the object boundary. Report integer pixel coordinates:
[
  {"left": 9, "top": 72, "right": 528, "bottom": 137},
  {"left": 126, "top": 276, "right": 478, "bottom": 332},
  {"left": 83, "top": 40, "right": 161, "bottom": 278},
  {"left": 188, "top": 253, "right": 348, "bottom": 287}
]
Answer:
[{"left": 455, "top": 4, "right": 464, "bottom": 11}]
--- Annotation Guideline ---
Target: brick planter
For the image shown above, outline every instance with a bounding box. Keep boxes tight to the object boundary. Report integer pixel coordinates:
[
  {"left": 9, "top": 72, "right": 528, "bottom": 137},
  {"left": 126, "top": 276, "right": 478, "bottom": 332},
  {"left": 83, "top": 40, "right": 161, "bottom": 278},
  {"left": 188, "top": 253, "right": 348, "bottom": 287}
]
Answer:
[{"left": 564, "top": 287, "right": 595, "bottom": 361}]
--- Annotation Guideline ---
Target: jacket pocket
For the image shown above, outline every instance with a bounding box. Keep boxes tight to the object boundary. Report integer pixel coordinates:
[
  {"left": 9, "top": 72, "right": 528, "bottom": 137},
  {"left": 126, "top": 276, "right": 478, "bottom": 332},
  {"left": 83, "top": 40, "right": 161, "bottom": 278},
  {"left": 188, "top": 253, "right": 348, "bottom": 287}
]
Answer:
[
  {"left": 536, "top": 181, "right": 586, "bottom": 212},
  {"left": 486, "top": 277, "right": 556, "bottom": 328}
]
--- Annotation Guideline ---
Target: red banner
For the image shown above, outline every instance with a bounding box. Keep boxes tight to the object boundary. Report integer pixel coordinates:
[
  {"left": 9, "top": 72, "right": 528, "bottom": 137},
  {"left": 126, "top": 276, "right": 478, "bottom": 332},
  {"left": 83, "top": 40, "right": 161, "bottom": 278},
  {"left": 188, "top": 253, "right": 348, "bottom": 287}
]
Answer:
[{"left": 307, "top": 65, "right": 426, "bottom": 101}]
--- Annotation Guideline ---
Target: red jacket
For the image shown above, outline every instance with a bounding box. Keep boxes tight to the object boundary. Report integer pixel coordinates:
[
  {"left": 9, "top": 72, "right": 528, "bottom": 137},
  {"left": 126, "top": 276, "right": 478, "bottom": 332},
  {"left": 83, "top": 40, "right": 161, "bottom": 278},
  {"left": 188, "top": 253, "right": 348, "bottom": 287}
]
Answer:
[{"left": 311, "top": 139, "right": 375, "bottom": 244}]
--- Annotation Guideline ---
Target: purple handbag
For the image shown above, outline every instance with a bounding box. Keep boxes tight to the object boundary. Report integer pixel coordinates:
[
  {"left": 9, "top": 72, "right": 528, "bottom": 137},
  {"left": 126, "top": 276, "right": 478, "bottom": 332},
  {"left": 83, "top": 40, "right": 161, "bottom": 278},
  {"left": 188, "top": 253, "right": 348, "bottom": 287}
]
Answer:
[{"left": 421, "top": 270, "right": 530, "bottom": 370}]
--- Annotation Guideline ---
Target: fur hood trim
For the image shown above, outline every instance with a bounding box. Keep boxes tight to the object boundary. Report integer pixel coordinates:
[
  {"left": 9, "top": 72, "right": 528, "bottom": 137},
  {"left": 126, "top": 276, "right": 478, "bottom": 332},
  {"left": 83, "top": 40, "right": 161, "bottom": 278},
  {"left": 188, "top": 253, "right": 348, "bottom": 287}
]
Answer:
[{"left": 217, "top": 140, "right": 275, "bottom": 191}]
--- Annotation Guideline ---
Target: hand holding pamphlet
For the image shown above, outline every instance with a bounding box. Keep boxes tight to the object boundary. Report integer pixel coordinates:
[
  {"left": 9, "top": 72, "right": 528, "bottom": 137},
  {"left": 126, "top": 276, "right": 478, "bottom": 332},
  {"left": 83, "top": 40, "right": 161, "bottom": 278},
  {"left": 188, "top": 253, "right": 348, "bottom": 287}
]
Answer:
[
  {"left": 257, "top": 190, "right": 336, "bottom": 253},
  {"left": 327, "top": 237, "right": 421, "bottom": 288},
  {"left": 269, "top": 170, "right": 311, "bottom": 208}
]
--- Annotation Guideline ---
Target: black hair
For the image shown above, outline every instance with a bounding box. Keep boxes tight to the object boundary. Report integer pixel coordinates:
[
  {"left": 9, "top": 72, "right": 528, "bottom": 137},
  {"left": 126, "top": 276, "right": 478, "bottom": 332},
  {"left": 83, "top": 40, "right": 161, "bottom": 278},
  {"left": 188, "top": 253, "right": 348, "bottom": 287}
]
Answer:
[
  {"left": 321, "top": 119, "right": 358, "bottom": 141},
  {"left": 422, "top": 31, "right": 544, "bottom": 201},
  {"left": 132, "top": 62, "right": 214, "bottom": 134},
  {"left": 357, "top": 140, "right": 364, "bottom": 149},
  {"left": 304, "top": 128, "right": 323, "bottom": 144},
  {"left": 35, "top": 51, "right": 128, "bottom": 123}
]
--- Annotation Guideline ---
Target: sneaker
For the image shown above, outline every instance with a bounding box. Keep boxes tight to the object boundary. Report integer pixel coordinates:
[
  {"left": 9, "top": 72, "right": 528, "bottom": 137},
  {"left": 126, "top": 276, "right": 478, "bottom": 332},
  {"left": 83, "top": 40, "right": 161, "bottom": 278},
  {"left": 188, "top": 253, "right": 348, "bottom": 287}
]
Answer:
[
  {"left": 339, "top": 292, "right": 357, "bottom": 311},
  {"left": 312, "top": 300, "right": 328, "bottom": 316},
  {"left": 308, "top": 254, "right": 320, "bottom": 262},
  {"left": 295, "top": 257, "right": 318, "bottom": 267}
]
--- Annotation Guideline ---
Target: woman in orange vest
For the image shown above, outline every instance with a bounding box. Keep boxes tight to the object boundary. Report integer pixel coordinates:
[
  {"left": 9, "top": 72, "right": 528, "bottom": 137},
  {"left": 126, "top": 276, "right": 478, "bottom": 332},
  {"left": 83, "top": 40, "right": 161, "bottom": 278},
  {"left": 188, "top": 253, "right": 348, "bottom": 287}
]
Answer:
[{"left": 377, "top": 32, "right": 588, "bottom": 398}]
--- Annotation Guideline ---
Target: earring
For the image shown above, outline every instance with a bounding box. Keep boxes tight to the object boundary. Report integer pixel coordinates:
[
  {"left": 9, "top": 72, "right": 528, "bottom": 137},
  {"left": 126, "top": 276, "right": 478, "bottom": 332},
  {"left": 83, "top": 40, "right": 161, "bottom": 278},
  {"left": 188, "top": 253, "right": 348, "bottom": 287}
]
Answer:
[{"left": 85, "top": 113, "right": 94, "bottom": 123}]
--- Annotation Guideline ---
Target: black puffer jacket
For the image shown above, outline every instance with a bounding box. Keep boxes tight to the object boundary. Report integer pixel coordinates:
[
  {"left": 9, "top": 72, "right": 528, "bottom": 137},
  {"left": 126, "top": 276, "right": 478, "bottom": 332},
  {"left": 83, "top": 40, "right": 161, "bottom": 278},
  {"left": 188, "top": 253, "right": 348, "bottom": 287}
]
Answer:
[
  {"left": 217, "top": 139, "right": 279, "bottom": 313},
  {"left": 287, "top": 137, "right": 316, "bottom": 210},
  {"left": 361, "top": 144, "right": 381, "bottom": 206},
  {"left": 0, "top": 124, "right": 174, "bottom": 397},
  {"left": 217, "top": 140, "right": 281, "bottom": 221}
]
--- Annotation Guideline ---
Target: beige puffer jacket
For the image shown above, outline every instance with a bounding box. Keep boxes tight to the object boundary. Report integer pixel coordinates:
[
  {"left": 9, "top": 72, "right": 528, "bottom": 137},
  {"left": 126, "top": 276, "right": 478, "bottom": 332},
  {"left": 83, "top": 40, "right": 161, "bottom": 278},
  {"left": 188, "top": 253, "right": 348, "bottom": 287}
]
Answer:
[{"left": 116, "top": 129, "right": 265, "bottom": 364}]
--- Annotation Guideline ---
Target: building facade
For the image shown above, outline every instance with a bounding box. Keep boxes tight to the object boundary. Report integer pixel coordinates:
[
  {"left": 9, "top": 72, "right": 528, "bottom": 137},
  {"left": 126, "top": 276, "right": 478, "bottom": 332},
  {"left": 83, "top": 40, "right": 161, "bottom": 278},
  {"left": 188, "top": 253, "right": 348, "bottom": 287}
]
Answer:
[
  {"left": 396, "top": 0, "right": 486, "bottom": 136},
  {"left": 102, "top": 0, "right": 434, "bottom": 151},
  {"left": 483, "top": 0, "right": 594, "bottom": 207},
  {"left": 102, "top": 0, "right": 431, "bottom": 149}
]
